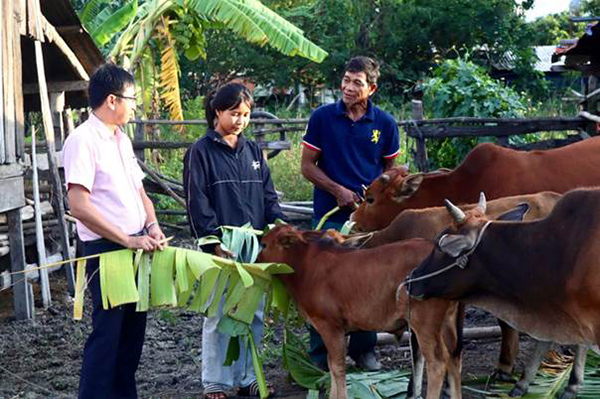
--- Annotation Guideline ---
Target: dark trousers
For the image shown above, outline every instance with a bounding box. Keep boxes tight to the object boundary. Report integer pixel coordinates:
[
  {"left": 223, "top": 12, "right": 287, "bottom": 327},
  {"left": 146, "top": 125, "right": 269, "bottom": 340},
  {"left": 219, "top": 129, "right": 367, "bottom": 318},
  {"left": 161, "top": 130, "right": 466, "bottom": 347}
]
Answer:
[
  {"left": 78, "top": 239, "right": 147, "bottom": 399},
  {"left": 308, "top": 218, "right": 377, "bottom": 365}
]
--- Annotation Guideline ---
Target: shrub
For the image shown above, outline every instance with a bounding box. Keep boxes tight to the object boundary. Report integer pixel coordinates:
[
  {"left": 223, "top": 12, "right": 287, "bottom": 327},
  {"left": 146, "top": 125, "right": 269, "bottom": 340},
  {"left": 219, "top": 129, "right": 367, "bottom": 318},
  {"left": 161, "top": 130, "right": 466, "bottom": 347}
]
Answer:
[{"left": 423, "top": 56, "right": 528, "bottom": 168}]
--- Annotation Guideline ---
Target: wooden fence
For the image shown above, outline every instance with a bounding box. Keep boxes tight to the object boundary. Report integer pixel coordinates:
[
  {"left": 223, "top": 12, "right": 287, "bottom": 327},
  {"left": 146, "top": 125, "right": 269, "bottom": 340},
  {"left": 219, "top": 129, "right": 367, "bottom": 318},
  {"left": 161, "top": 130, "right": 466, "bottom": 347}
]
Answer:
[{"left": 131, "top": 106, "right": 594, "bottom": 226}]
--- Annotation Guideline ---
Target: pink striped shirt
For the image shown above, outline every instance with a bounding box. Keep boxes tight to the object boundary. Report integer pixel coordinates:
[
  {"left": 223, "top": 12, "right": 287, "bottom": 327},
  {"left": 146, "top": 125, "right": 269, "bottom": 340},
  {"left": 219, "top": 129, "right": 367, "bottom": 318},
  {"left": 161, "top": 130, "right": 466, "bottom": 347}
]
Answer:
[{"left": 62, "top": 113, "right": 146, "bottom": 241}]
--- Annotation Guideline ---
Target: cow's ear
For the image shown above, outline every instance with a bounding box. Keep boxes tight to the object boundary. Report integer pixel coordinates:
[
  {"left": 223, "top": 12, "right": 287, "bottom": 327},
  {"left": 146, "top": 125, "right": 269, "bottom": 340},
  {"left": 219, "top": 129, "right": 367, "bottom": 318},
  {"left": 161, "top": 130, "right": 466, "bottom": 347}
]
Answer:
[
  {"left": 394, "top": 174, "right": 423, "bottom": 200},
  {"left": 438, "top": 234, "right": 472, "bottom": 257},
  {"left": 278, "top": 231, "right": 306, "bottom": 248},
  {"left": 497, "top": 202, "right": 530, "bottom": 222}
]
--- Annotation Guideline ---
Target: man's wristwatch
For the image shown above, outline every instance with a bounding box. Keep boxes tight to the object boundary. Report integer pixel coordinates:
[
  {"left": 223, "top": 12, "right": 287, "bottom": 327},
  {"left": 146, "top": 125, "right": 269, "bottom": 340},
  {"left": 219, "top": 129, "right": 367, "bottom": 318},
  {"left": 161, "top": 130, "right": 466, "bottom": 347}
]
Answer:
[{"left": 145, "top": 221, "right": 158, "bottom": 230}]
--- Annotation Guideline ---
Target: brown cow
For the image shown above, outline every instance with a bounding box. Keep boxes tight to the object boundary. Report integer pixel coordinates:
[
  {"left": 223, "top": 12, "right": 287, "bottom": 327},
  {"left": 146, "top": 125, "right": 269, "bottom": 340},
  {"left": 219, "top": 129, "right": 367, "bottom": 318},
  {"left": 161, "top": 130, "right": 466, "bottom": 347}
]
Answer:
[
  {"left": 408, "top": 188, "right": 600, "bottom": 398},
  {"left": 257, "top": 225, "right": 461, "bottom": 399},
  {"left": 351, "top": 136, "right": 600, "bottom": 232},
  {"left": 341, "top": 191, "right": 562, "bottom": 386}
]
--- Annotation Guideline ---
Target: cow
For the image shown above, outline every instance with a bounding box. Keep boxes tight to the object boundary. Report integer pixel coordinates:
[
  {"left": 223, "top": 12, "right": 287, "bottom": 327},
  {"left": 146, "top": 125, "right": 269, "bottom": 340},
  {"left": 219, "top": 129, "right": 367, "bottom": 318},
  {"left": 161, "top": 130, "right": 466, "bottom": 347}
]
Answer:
[
  {"left": 340, "top": 191, "right": 565, "bottom": 390},
  {"left": 350, "top": 136, "right": 600, "bottom": 232},
  {"left": 257, "top": 224, "right": 461, "bottom": 399},
  {"left": 407, "top": 188, "right": 600, "bottom": 398}
]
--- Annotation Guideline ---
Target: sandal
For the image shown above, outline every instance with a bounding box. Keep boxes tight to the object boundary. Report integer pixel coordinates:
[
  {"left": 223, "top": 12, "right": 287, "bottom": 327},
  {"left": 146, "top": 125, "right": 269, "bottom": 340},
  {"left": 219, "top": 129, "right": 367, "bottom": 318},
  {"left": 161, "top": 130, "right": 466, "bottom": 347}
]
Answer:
[
  {"left": 204, "top": 391, "right": 228, "bottom": 399},
  {"left": 237, "top": 381, "right": 276, "bottom": 397}
]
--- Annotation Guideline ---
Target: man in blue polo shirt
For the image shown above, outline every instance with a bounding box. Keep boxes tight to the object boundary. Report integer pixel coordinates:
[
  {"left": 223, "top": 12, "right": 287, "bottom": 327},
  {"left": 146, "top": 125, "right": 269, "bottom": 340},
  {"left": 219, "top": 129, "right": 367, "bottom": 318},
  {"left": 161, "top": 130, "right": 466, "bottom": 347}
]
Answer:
[{"left": 301, "top": 56, "right": 400, "bottom": 371}]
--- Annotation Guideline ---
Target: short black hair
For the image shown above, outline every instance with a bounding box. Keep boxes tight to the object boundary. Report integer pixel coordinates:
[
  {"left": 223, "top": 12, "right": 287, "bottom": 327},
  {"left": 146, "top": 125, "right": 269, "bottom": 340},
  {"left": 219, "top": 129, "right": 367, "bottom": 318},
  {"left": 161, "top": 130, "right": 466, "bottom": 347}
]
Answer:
[
  {"left": 344, "top": 56, "right": 380, "bottom": 85},
  {"left": 205, "top": 82, "right": 254, "bottom": 130},
  {"left": 88, "top": 63, "right": 135, "bottom": 109}
]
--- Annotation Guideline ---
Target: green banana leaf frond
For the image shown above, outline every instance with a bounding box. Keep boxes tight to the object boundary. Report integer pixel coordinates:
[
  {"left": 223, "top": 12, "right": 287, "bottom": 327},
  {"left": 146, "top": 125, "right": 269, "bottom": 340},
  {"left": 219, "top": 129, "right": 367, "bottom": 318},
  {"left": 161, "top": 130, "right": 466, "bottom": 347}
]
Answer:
[
  {"left": 91, "top": 0, "right": 139, "bottom": 46},
  {"left": 187, "top": 0, "right": 327, "bottom": 63}
]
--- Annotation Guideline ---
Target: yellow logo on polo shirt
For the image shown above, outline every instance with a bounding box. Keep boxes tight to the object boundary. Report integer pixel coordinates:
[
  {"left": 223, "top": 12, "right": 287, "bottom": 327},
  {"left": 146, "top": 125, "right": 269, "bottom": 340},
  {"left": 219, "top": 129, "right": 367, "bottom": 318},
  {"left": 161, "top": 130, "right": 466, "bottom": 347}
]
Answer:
[{"left": 371, "top": 129, "right": 381, "bottom": 144}]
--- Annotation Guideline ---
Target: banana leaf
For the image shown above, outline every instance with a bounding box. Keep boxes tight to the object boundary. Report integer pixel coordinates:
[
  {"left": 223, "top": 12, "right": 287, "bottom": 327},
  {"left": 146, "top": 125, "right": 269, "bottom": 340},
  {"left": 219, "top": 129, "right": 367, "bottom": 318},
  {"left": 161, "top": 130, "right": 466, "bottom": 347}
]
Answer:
[
  {"left": 99, "top": 249, "right": 139, "bottom": 309},
  {"left": 150, "top": 247, "right": 177, "bottom": 307}
]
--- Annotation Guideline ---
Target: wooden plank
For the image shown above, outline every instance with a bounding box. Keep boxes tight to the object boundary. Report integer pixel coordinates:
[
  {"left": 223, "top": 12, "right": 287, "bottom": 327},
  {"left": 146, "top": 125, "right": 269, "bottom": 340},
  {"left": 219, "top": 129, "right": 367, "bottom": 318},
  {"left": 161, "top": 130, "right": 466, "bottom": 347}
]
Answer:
[
  {"left": 406, "top": 119, "right": 588, "bottom": 139},
  {"left": 40, "top": 15, "right": 88, "bottom": 80},
  {"left": 8, "top": 208, "right": 34, "bottom": 320},
  {"left": 3, "top": 0, "right": 17, "bottom": 164},
  {"left": 26, "top": 0, "right": 44, "bottom": 41},
  {"left": 0, "top": 176, "right": 25, "bottom": 213},
  {"left": 23, "top": 80, "right": 89, "bottom": 95},
  {"left": 13, "top": 20, "right": 24, "bottom": 160},
  {"left": 134, "top": 123, "right": 145, "bottom": 161},
  {"left": 17, "top": 0, "right": 27, "bottom": 36},
  {"left": 0, "top": 1, "right": 5, "bottom": 164},
  {"left": 31, "top": 126, "right": 51, "bottom": 307},
  {"left": 34, "top": 40, "right": 75, "bottom": 295}
]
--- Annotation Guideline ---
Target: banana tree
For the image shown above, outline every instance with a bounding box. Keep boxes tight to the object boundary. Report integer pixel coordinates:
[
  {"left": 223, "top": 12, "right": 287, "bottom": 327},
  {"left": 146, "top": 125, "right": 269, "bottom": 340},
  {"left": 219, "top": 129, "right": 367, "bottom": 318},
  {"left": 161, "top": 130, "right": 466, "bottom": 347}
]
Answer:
[{"left": 78, "top": 0, "right": 328, "bottom": 122}]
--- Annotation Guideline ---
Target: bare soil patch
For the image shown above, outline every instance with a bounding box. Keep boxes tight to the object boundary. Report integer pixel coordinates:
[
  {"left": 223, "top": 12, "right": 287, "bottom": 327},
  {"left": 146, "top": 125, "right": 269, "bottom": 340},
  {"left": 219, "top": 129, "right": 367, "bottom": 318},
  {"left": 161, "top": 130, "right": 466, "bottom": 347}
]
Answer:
[{"left": 0, "top": 229, "right": 536, "bottom": 398}]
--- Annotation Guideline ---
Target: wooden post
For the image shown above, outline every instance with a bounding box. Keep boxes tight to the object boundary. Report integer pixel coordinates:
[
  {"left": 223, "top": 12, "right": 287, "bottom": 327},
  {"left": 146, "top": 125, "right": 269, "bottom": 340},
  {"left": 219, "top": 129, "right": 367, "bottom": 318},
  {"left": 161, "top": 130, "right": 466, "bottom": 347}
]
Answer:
[
  {"left": 31, "top": 126, "right": 51, "bottom": 307},
  {"left": 34, "top": 40, "right": 75, "bottom": 295},
  {"left": 63, "top": 108, "right": 75, "bottom": 138},
  {"left": 50, "top": 92, "right": 65, "bottom": 150},
  {"left": 3, "top": 0, "right": 16, "bottom": 164},
  {"left": 0, "top": 0, "right": 6, "bottom": 164},
  {"left": 8, "top": 208, "right": 34, "bottom": 320},
  {"left": 412, "top": 100, "right": 429, "bottom": 172},
  {"left": 13, "top": 17, "right": 24, "bottom": 159},
  {"left": 134, "top": 122, "right": 145, "bottom": 162}
]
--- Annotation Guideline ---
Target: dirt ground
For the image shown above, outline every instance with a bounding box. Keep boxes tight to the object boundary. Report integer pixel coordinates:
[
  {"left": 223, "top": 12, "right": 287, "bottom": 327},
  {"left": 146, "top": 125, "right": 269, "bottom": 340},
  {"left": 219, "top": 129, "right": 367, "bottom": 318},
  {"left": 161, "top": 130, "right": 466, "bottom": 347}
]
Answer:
[{"left": 0, "top": 230, "right": 536, "bottom": 399}]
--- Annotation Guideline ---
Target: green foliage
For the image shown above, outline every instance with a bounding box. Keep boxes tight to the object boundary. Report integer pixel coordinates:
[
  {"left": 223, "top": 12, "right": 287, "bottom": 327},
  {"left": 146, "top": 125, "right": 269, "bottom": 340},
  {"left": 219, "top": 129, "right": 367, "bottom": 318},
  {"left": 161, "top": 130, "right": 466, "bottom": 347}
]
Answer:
[
  {"left": 268, "top": 138, "right": 313, "bottom": 202},
  {"left": 186, "top": 0, "right": 538, "bottom": 106},
  {"left": 423, "top": 56, "right": 528, "bottom": 168}
]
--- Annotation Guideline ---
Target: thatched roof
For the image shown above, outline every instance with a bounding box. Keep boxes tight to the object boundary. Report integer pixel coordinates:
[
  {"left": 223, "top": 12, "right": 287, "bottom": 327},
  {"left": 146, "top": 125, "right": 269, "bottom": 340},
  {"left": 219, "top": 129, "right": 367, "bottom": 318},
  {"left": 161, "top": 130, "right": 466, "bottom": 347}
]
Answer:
[{"left": 22, "top": 0, "right": 104, "bottom": 111}]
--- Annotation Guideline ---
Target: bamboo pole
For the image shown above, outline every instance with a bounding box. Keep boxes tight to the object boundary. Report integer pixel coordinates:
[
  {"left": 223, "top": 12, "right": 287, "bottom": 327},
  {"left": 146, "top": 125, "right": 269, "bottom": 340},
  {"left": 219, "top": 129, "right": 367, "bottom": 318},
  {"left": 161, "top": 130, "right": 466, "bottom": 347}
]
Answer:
[
  {"left": 31, "top": 126, "right": 51, "bottom": 307},
  {"left": 40, "top": 15, "right": 89, "bottom": 80},
  {"left": 377, "top": 326, "right": 502, "bottom": 346},
  {"left": 34, "top": 40, "right": 75, "bottom": 295},
  {"left": 137, "top": 160, "right": 186, "bottom": 208}
]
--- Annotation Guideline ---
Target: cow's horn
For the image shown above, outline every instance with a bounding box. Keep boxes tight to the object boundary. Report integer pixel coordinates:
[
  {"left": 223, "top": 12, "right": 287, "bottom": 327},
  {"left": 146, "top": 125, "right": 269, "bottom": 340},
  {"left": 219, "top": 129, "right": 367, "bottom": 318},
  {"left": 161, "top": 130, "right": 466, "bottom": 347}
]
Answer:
[
  {"left": 445, "top": 199, "right": 466, "bottom": 223},
  {"left": 478, "top": 192, "right": 487, "bottom": 213},
  {"left": 379, "top": 174, "right": 390, "bottom": 185}
]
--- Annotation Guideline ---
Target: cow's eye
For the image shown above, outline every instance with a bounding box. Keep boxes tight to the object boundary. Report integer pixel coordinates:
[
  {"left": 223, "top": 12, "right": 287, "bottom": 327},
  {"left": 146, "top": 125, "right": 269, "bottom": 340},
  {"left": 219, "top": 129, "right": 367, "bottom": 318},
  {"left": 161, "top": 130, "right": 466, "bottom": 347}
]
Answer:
[{"left": 366, "top": 197, "right": 374, "bottom": 204}]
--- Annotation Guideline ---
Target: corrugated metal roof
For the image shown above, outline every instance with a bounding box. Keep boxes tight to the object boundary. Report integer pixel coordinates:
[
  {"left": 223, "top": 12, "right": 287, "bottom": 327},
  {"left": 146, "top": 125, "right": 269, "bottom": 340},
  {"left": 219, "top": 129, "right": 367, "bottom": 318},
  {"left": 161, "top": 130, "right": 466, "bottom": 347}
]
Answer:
[{"left": 491, "top": 46, "right": 565, "bottom": 73}]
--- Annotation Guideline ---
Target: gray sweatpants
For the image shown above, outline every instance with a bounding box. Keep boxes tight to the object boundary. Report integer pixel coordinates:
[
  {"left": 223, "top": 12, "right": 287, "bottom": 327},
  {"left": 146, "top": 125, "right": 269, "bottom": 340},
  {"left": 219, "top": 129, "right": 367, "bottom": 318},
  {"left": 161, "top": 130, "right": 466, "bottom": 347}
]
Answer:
[{"left": 201, "top": 296, "right": 265, "bottom": 392}]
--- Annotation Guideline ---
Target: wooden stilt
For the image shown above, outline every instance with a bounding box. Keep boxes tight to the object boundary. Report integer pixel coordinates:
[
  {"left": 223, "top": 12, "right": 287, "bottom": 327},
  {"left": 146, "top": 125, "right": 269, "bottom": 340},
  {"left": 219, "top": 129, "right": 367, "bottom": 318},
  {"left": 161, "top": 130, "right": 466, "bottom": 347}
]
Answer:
[
  {"left": 34, "top": 40, "right": 75, "bottom": 295},
  {"left": 8, "top": 208, "right": 34, "bottom": 320},
  {"left": 31, "top": 126, "right": 51, "bottom": 307}
]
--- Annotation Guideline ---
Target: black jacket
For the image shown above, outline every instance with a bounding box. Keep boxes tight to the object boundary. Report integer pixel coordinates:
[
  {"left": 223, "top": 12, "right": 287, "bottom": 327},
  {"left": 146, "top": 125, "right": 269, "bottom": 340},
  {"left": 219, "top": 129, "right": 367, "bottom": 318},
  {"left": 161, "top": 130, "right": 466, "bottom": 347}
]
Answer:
[{"left": 183, "top": 129, "right": 283, "bottom": 239}]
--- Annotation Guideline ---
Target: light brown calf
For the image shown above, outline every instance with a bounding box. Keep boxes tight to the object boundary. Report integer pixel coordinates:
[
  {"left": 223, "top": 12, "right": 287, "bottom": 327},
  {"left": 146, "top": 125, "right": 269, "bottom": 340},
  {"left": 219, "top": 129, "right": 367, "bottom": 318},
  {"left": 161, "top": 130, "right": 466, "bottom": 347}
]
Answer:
[{"left": 257, "top": 225, "right": 461, "bottom": 399}]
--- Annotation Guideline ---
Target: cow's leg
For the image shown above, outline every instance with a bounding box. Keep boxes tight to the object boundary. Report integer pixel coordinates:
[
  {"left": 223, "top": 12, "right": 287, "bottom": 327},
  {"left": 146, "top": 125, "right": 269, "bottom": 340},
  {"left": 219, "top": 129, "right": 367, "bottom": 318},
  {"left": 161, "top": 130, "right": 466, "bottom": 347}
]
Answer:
[
  {"left": 509, "top": 340, "right": 551, "bottom": 397},
  {"left": 406, "top": 331, "right": 425, "bottom": 399},
  {"left": 495, "top": 319, "right": 519, "bottom": 382},
  {"left": 317, "top": 325, "right": 348, "bottom": 399},
  {"left": 445, "top": 347, "right": 463, "bottom": 399},
  {"left": 560, "top": 345, "right": 587, "bottom": 399}
]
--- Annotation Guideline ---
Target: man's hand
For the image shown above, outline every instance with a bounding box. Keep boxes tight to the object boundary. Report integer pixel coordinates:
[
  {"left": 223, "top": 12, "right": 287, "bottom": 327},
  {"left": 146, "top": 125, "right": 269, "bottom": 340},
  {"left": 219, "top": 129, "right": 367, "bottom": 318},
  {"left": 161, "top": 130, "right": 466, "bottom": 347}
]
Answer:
[
  {"left": 126, "top": 235, "right": 159, "bottom": 252},
  {"left": 334, "top": 186, "right": 361, "bottom": 209},
  {"left": 214, "top": 245, "right": 235, "bottom": 260},
  {"left": 147, "top": 223, "right": 166, "bottom": 250}
]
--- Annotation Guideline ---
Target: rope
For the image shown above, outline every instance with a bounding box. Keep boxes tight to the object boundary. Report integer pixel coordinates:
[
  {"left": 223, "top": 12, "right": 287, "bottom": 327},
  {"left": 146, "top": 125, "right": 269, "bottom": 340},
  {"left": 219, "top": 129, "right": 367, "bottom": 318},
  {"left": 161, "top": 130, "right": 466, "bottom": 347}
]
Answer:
[
  {"left": 397, "top": 220, "right": 492, "bottom": 299},
  {"left": 4, "top": 237, "right": 173, "bottom": 277}
]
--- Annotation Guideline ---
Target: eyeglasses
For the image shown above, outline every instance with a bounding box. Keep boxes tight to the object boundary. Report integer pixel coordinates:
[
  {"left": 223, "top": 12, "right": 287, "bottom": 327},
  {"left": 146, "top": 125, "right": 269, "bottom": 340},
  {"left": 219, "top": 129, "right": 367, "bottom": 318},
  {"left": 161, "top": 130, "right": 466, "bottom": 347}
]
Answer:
[{"left": 112, "top": 93, "right": 137, "bottom": 102}]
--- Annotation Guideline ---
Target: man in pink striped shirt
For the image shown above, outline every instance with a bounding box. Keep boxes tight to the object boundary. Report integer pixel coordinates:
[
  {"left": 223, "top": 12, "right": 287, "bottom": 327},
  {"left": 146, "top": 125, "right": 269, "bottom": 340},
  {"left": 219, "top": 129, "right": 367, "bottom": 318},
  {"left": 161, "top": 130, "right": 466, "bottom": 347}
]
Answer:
[{"left": 63, "top": 64, "right": 164, "bottom": 399}]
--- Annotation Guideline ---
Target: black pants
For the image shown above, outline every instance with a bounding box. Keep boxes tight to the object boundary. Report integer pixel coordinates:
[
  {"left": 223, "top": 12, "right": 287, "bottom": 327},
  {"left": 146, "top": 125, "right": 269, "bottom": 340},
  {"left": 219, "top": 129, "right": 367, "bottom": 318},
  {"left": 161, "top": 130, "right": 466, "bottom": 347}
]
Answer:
[{"left": 78, "top": 238, "right": 147, "bottom": 399}]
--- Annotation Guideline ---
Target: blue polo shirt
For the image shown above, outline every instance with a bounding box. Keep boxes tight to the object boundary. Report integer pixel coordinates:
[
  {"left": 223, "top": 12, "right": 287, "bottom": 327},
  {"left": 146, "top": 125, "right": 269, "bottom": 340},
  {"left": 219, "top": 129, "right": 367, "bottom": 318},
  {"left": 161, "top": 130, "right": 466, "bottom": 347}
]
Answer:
[{"left": 303, "top": 100, "right": 400, "bottom": 223}]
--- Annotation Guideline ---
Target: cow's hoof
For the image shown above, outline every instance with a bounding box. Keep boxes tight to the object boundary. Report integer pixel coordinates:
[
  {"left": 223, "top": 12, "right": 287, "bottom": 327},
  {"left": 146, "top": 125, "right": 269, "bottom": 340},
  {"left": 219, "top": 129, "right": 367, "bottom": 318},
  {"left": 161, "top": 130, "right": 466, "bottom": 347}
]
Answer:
[
  {"left": 509, "top": 386, "right": 526, "bottom": 397},
  {"left": 492, "top": 369, "right": 515, "bottom": 383}
]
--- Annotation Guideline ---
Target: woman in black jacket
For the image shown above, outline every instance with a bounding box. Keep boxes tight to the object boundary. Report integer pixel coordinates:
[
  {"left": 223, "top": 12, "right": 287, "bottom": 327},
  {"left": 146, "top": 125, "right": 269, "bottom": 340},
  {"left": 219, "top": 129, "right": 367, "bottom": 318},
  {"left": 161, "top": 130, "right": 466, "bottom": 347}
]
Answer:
[{"left": 183, "top": 83, "right": 283, "bottom": 399}]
